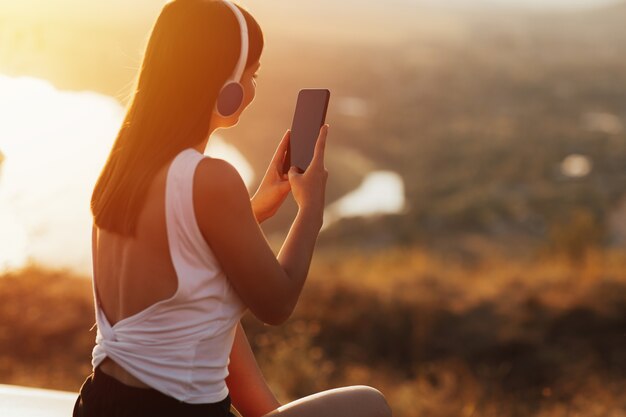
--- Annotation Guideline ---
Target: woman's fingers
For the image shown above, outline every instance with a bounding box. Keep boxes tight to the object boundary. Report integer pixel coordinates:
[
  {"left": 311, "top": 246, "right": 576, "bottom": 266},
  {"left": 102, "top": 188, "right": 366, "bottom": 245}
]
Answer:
[
  {"left": 272, "top": 129, "right": 291, "bottom": 166},
  {"left": 268, "top": 130, "right": 290, "bottom": 178},
  {"left": 287, "top": 166, "right": 301, "bottom": 182},
  {"left": 290, "top": 165, "right": 306, "bottom": 175},
  {"left": 310, "top": 124, "right": 329, "bottom": 169},
  {"left": 279, "top": 128, "right": 291, "bottom": 154}
]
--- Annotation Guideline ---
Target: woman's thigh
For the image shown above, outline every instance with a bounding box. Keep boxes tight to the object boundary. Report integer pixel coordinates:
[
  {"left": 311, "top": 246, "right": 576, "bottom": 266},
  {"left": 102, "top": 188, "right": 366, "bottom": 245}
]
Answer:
[{"left": 262, "top": 385, "right": 392, "bottom": 417}]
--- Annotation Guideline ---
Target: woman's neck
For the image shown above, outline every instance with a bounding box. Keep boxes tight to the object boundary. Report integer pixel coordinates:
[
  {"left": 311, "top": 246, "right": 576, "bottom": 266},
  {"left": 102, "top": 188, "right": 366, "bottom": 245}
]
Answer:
[{"left": 193, "top": 122, "right": 219, "bottom": 153}]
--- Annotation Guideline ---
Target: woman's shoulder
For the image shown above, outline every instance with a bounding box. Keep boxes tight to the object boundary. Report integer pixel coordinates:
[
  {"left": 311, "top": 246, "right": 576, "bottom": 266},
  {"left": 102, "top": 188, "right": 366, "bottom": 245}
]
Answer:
[
  {"left": 193, "top": 156, "right": 250, "bottom": 216},
  {"left": 195, "top": 156, "right": 246, "bottom": 192}
]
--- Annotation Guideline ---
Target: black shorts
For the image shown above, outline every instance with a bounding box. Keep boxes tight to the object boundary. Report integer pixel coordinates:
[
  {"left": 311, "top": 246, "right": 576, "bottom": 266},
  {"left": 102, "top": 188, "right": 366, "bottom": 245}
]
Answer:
[{"left": 73, "top": 365, "right": 235, "bottom": 417}]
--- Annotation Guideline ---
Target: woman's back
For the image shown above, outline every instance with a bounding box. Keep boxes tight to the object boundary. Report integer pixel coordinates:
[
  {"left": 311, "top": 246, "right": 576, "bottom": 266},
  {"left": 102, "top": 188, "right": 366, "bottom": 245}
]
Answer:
[
  {"left": 90, "top": 148, "right": 248, "bottom": 404},
  {"left": 93, "top": 157, "right": 177, "bottom": 327}
]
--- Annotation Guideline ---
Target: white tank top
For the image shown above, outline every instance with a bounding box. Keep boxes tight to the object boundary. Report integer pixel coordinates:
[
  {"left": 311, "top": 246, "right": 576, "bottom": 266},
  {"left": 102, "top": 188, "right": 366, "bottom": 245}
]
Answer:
[{"left": 91, "top": 148, "right": 248, "bottom": 404}]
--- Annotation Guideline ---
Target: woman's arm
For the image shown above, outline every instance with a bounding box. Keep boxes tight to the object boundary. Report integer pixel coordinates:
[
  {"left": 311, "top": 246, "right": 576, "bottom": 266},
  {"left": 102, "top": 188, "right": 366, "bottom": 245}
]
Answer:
[
  {"left": 193, "top": 125, "right": 329, "bottom": 325},
  {"left": 226, "top": 321, "right": 281, "bottom": 417}
]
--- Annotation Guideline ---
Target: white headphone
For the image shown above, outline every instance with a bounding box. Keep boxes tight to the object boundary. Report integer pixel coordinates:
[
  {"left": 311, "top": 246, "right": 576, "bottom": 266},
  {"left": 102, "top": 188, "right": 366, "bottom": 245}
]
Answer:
[{"left": 215, "top": 0, "right": 249, "bottom": 117}]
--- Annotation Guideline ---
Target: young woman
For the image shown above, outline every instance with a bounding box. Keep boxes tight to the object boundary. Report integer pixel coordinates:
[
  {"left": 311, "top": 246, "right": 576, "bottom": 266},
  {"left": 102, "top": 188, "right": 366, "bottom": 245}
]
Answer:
[{"left": 73, "top": 1, "right": 393, "bottom": 416}]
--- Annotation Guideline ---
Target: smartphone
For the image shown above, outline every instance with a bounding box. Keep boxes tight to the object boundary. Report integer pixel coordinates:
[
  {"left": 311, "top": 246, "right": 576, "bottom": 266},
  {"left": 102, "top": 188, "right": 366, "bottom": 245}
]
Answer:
[{"left": 283, "top": 89, "right": 331, "bottom": 175}]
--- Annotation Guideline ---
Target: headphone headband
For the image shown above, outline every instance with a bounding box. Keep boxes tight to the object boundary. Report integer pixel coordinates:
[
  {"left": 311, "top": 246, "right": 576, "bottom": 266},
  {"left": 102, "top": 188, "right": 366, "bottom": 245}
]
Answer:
[{"left": 222, "top": 0, "right": 249, "bottom": 84}]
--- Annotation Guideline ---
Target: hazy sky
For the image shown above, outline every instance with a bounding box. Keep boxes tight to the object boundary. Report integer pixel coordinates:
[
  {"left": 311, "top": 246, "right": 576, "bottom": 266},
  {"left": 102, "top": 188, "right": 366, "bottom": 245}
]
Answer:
[
  {"left": 423, "top": 0, "right": 619, "bottom": 8},
  {"left": 0, "top": 0, "right": 620, "bottom": 19}
]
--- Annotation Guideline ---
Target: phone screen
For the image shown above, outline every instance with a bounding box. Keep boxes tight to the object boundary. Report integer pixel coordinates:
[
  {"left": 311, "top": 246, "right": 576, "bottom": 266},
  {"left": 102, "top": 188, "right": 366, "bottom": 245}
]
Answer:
[{"left": 283, "top": 89, "right": 330, "bottom": 174}]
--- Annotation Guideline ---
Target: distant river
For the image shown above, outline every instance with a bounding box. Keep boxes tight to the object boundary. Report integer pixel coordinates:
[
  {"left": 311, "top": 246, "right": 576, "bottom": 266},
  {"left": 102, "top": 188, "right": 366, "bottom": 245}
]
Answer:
[{"left": 0, "top": 74, "right": 405, "bottom": 275}]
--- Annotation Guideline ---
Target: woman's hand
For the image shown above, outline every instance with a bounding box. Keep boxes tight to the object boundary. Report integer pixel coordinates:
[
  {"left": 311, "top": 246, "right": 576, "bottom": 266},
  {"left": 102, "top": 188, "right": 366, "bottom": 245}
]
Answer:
[
  {"left": 288, "top": 124, "right": 329, "bottom": 222},
  {"left": 250, "top": 130, "right": 292, "bottom": 223}
]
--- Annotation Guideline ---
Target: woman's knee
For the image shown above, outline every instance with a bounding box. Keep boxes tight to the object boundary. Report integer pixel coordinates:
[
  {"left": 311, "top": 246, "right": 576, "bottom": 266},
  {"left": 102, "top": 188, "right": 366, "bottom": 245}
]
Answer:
[
  {"left": 265, "top": 385, "right": 392, "bottom": 417},
  {"left": 350, "top": 385, "right": 392, "bottom": 417}
]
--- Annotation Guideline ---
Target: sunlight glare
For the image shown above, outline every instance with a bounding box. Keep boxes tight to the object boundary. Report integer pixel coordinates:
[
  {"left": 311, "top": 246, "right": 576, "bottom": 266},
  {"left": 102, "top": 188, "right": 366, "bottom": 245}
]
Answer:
[
  {"left": 323, "top": 171, "right": 406, "bottom": 229},
  {"left": 0, "top": 73, "right": 254, "bottom": 274},
  {"left": 560, "top": 154, "right": 592, "bottom": 178}
]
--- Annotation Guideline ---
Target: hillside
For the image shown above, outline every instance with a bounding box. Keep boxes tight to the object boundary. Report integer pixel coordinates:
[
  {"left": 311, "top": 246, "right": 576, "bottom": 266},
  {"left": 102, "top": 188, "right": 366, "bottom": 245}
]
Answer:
[
  {"left": 0, "top": 2, "right": 624, "bottom": 257},
  {"left": 1, "top": 248, "right": 625, "bottom": 417},
  {"left": 267, "top": 2, "right": 626, "bottom": 253}
]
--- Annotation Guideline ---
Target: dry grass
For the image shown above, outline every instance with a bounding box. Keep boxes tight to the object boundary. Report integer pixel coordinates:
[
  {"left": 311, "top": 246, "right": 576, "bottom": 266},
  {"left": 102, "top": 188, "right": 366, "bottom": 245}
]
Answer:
[{"left": 1, "top": 247, "right": 624, "bottom": 416}]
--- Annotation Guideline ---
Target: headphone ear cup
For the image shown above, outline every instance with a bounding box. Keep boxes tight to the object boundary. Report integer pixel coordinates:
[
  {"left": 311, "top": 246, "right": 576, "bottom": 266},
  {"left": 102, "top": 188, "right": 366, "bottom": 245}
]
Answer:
[{"left": 216, "top": 82, "right": 244, "bottom": 117}]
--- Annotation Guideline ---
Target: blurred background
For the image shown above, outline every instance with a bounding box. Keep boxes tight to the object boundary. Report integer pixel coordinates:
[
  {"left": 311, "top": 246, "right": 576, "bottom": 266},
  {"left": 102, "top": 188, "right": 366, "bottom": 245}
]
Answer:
[{"left": 1, "top": 0, "right": 625, "bottom": 416}]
